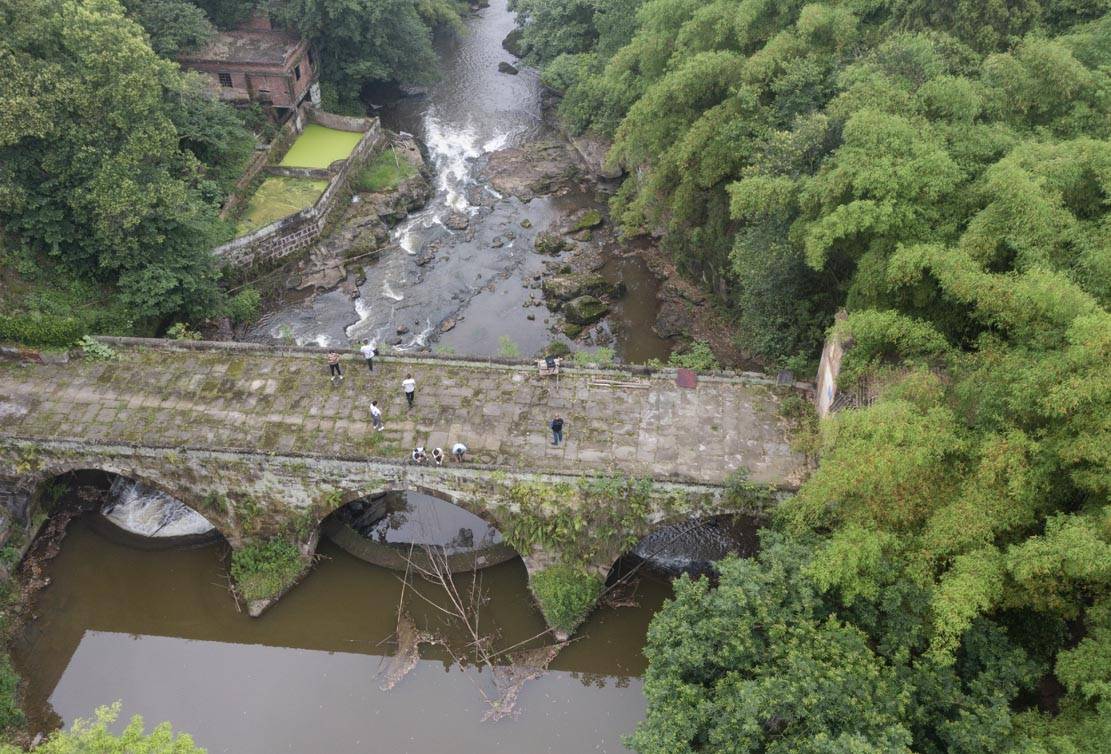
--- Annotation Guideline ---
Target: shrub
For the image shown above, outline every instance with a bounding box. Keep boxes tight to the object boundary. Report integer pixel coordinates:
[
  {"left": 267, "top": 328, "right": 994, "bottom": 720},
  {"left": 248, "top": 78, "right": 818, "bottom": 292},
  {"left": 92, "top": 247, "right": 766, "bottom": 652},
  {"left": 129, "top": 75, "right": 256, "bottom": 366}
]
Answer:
[
  {"left": 668, "top": 340, "right": 720, "bottom": 371},
  {"left": 226, "top": 288, "right": 261, "bottom": 325},
  {"left": 78, "top": 336, "right": 117, "bottom": 361},
  {"left": 0, "top": 312, "right": 87, "bottom": 348},
  {"left": 530, "top": 566, "right": 603, "bottom": 633},
  {"left": 165, "top": 322, "right": 201, "bottom": 340},
  {"left": 0, "top": 702, "right": 202, "bottom": 753},
  {"left": 230, "top": 537, "right": 304, "bottom": 603},
  {"left": 0, "top": 653, "right": 24, "bottom": 734}
]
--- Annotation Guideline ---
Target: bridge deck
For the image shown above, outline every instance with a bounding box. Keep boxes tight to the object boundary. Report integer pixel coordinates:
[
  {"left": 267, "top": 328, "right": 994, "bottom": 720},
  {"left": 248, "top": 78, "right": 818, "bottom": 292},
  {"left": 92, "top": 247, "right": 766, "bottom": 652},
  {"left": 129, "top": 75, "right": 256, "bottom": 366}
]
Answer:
[{"left": 0, "top": 342, "right": 803, "bottom": 486}]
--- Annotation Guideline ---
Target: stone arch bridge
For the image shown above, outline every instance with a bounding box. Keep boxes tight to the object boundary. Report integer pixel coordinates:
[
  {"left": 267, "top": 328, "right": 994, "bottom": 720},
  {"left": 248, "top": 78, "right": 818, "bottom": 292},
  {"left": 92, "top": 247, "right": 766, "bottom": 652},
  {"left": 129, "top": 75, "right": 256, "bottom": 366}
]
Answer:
[{"left": 0, "top": 338, "right": 806, "bottom": 634}]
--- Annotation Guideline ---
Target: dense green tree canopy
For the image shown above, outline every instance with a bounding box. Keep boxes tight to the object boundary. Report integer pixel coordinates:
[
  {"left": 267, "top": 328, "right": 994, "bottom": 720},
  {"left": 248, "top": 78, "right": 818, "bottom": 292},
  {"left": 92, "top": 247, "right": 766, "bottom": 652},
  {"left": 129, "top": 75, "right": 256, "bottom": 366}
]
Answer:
[
  {"left": 515, "top": 1, "right": 1111, "bottom": 752},
  {"left": 0, "top": 0, "right": 254, "bottom": 322}
]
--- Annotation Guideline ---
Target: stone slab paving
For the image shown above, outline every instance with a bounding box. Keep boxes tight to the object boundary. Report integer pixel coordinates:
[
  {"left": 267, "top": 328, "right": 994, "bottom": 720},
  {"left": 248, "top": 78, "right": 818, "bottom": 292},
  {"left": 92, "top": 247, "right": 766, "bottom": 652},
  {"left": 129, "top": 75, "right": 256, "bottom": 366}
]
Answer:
[{"left": 0, "top": 343, "right": 805, "bottom": 486}]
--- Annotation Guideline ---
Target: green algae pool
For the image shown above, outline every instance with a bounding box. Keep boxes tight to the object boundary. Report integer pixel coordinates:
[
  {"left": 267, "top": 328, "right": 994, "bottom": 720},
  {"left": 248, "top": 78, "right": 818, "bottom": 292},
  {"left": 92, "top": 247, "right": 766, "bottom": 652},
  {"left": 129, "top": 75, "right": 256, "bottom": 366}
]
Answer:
[
  {"left": 280, "top": 124, "right": 363, "bottom": 169},
  {"left": 236, "top": 176, "right": 328, "bottom": 235}
]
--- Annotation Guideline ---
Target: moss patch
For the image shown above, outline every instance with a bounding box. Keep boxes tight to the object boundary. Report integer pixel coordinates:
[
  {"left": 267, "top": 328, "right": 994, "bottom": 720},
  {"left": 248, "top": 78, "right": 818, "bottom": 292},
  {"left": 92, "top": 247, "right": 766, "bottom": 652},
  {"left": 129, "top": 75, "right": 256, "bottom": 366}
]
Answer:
[
  {"left": 530, "top": 566, "right": 603, "bottom": 634},
  {"left": 236, "top": 176, "right": 328, "bottom": 235},
  {"left": 353, "top": 148, "right": 418, "bottom": 193},
  {"left": 280, "top": 124, "right": 363, "bottom": 169}
]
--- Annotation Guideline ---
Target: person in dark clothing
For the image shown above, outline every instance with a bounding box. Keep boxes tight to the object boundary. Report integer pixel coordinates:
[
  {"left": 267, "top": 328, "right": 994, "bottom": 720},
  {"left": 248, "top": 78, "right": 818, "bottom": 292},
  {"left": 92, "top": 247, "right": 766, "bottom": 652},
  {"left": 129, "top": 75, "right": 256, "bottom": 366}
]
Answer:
[{"left": 550, "top": 416, "right": 564, "bottom": 446}]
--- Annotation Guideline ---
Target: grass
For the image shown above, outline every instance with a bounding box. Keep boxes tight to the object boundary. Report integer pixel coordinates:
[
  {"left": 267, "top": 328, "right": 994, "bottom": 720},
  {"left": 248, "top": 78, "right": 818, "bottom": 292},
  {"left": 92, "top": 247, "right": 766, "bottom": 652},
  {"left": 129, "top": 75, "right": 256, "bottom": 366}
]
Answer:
[
  {"left": 352, "top": 148, "right": 418, "bottom": 193},
  {"left": 279, "top": 124, "right": 363, "bottom": 169},
  {"left": 230, "top": 538, "right": 305, "bottom": 603},
  {"left": 235, "top": 176, "right": 328, "bottom": 235}
]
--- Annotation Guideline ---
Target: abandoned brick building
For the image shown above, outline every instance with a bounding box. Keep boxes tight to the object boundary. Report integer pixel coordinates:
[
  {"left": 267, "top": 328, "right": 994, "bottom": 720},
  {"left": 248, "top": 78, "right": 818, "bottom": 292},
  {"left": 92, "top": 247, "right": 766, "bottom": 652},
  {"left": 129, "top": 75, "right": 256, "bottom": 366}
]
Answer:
[{"left": 177, "top": 13, "right": 318, "bottom": 112}]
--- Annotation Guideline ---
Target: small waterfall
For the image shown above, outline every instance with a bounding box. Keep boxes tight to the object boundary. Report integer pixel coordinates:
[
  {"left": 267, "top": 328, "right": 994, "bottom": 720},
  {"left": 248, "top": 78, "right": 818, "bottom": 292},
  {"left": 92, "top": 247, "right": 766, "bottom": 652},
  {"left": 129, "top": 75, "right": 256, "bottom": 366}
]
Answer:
[{"left": 102, "top": 478, "right": 216, "bottom": 538}]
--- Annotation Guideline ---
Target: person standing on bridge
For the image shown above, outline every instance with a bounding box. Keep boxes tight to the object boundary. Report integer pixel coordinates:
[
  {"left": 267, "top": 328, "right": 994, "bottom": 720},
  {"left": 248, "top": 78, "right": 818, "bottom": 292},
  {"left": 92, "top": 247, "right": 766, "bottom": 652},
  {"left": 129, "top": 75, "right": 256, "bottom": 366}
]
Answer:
[
  {"left": 402, "top": 373, "right": 416, "bottom": 408},
  {"left": 550, "top": 415, "right": 564, "bottom": 446},
  {"left": 328, "top": 351, "right": 344, "bottom": 383},
  {"left": 360, "top": 339, "right": 377, "bottom": 372},
  {"left": 369, "top": 400, "right": 385, "bottom": 431}
]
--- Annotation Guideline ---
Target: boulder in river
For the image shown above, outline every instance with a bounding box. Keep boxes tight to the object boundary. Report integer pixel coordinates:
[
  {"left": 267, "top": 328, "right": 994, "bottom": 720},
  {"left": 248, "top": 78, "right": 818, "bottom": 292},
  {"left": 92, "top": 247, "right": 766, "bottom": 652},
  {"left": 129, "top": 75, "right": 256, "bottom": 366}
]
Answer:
[
  {"left": 568, "top": 209, "right": 603, "bottom": 233},
  {"left": 481, "top": 141, "right": 580, "bottom": 200},
  {"left": 542, "top": 273, "right": 613, "bottom": 302},
  {"left": 498, "top": 62, "right": 519, "bottom": 75},
  {"left": 563, "top": 295, "right": 609, "bottom": 326},
  {"left": 533, "top": 232, "right": 567, "bottom": 255},
  {"left": 445, "top": 211, "right": 470, "bottom": 230},
  {"left": 502, "top": 28, "right": 525, "bottom": 57}
]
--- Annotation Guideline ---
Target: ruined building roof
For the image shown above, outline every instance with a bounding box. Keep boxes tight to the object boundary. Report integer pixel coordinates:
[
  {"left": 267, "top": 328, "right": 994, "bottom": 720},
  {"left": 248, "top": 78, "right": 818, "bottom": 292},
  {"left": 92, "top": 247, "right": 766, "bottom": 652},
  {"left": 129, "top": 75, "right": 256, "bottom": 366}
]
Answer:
[{"left": 178, "top": 30, "right": 305, "bottom": 67}]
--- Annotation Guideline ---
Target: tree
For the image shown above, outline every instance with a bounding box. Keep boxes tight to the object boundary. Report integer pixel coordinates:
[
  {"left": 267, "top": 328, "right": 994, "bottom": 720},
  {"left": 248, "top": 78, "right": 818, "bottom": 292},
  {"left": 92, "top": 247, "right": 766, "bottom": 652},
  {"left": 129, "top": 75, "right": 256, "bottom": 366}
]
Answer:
[
  {"left": 0, "top": 0, "right": 250, "bottom": 322},
  {"left": 126, "top": 0, "right": 216, "bottom": 56},
  {"left": 0, "top": 704, "right": 205, "bottom": 753}
]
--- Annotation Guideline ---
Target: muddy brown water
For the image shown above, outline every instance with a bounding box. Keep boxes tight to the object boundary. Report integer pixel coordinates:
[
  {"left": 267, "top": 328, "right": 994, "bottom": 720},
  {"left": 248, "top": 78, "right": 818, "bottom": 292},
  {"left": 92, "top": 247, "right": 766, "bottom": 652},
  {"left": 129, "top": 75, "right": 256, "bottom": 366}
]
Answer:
[
  {"left": 12, "top": 516, "right": 671, "bottom": 752},
  {"left": 251, "top": 0, "right": 674, "bottom": 364}
]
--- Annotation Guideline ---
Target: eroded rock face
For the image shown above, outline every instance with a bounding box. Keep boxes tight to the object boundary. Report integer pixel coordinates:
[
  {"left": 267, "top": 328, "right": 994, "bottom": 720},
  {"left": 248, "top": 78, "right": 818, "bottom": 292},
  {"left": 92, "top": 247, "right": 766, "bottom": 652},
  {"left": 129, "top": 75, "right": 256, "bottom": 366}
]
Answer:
[
  {"left": 563, "top": 295, "right": 609, "bottom": 325},
  {"left": 542, "top": 273, "right": 613, "bottom": 302},
  {"left": 481, "top": 141, "right": 579, "bottom": 201}
]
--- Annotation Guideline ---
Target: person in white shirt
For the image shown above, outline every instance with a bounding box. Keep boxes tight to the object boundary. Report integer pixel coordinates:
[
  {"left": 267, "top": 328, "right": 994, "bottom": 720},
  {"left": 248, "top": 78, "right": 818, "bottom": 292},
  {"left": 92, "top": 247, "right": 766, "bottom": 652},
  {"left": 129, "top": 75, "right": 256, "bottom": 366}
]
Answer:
[
  {"left": 359, "top": 339, "right": 377, "bottom": 372},
  {"left": 369, "top": 400, "right": 384, "bottom": 431},
  {"left": 411, "top": 446, "right": 426, "bottom": 464},
  {"left": 402, "top": 373, "right": 416, "bottom": 408},
  {"left": 431, "top": 447, "right": 444, "bottom": 465},
  {"left": 451, "top": 442, "right": 467, "bottom": 463}
]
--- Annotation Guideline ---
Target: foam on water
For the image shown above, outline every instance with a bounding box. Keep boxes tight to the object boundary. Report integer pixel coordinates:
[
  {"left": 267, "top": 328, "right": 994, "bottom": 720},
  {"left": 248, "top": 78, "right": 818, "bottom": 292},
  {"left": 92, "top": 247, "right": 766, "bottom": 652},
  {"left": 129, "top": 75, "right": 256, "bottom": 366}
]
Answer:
[
  {"left": 102, "top": 478, "right": 215, "bottom": 538},
  {"left": 382, "top": 281, "right": 405, "bottom": 301}
]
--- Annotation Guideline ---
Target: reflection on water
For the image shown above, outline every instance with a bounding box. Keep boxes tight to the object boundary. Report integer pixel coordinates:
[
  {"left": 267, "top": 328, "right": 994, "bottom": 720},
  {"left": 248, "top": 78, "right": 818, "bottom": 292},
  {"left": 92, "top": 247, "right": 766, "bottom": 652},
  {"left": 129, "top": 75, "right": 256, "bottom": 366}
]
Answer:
[
  {"left": 339, "top": 491, "right": 504, "bottom": 554},
  {"left": 13, "top": 518, "right": 671, "bottom": 752}
]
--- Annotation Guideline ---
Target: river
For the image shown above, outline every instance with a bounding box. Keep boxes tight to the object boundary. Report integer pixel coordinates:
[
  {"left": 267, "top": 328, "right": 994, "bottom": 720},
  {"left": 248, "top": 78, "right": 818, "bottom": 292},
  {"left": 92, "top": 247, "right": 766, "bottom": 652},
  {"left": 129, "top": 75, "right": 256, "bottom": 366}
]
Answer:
[
  {"left": 13, "top": 513, "right": 671, "bottom": 753},
  {"left": 250, "top": 0, "right": 673, "bottom": 363}
]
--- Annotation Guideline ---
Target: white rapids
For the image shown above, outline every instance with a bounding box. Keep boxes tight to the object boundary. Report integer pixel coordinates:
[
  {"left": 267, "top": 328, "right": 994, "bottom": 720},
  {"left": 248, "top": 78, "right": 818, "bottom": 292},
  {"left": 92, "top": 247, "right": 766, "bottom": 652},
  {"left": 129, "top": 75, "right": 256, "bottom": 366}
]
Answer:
[{"left": 101, "top": 477, "right": 216, "bottom": 538}]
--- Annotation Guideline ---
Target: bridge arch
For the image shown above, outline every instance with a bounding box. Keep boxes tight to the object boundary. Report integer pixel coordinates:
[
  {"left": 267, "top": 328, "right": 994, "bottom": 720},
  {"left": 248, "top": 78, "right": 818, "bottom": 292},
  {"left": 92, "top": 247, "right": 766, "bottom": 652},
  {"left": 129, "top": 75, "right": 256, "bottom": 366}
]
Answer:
[
  {"left": 319, "top": 487, "right": 520, "bottom": 574},
  {"left": 20, "top": 465, "right": 226, "bottom": 544}
]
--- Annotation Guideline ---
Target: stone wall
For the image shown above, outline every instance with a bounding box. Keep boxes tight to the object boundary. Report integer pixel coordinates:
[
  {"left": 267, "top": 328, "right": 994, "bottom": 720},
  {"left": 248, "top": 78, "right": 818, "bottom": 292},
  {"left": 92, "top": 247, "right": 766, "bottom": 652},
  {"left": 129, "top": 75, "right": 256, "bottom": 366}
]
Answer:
[{"left": 212, "top": 114, "right": 383, "bottom": 269}]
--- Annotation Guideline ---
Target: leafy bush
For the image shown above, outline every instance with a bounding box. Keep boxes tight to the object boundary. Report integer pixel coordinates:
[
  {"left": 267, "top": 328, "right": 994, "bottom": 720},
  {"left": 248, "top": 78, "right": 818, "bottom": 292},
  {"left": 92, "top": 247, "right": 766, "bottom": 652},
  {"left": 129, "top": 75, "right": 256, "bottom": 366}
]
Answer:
[
  {"left": 0, "top": 702, "right": 202, "bottom": 753},
  {"left": 226, "top": 288, "right": 261, "bottom": 325},
  {"left": 230, "top": 537, "right": 304, "bottom": 603},
  {"left": 530, "top": 566, "right": 603, "bottom": 633},
  {"left": 352, "top": 149, "right": 417, "bottom": 193},
  {"left": 78, "top": 336, "right": 118, "bottom": 361},
  {"left": 0, "top": 653, "right": 25, "bottom": 735},
  {"left": 668, "top": 341, "right": 719, "bottom": 371},
  {"left": 0, "top": 313, "right": 88, "bottom": 348},
  {"left": 165, "top": 322, "right": 201, "bottom": 340}
]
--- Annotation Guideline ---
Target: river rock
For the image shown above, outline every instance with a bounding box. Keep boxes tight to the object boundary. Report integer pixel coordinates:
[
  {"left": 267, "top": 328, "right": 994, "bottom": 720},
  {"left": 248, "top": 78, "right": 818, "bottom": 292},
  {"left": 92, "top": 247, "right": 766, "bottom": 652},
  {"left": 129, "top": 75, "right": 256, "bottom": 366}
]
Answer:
[
  {"left": 481, "top": 141, "right": 580, "bottom": 200},
  {"left": 654, "top": 297, "right": 695, "bottom": 339},
  {"left": 542, "top": 273, "right": 613, "bottom": 302},
  {"left": 569, "top": 133, "right": 623, "bottom": 180},
  {"left": 502, "top": 28, "right": 525, "bottom": 57},
  {"left": 533, "top": 232, "right": 566, "bottom": 255},
  {"left": 567, "top": 209, "right": 603, "bottom": 233},
  {"left": 520, "top": 218, "right": 532, "bottom": 228},
  {"left": 397, "top": 325, "right": 410, "bottom": 335},
  {"left": 440, "top": 318, "right": 457, "bottom": 332},
  {"left": 498, "top": 61, "right": 519, "bottom": 75},
  {"left": 445, "top": 211, "right": 470, "bottom": 230},
  {"left": 491, "top": 236, "right": 504, "bottom": 248},
  {"left": 563, "top": 295, "right": 609, "bottom": 326}
]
